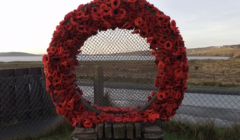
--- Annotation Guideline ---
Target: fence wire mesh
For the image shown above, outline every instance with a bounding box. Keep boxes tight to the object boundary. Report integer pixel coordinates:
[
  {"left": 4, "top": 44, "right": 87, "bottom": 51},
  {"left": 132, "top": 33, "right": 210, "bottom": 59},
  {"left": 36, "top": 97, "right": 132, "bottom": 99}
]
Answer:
[
  {"left": 0, "top": 74, "right": 58, "bottom": 140},
  {"left": 0, "top": 29, "right": 240, "bottom": 139},
  {"left": 75, "top": 28, "right": 240, "bottom": 128}
]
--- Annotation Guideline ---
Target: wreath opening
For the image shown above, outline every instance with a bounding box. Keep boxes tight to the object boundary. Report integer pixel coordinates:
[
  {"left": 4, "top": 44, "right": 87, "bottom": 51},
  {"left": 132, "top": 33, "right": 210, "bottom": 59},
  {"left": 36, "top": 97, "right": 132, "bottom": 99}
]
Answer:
[{"left": 43, "top": 0, "right": 189, "bottom": 128}]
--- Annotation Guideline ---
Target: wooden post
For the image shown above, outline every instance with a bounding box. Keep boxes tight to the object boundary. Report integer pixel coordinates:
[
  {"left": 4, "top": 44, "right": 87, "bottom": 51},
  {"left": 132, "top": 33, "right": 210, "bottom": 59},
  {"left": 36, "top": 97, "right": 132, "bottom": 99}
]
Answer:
[{"left": 94, "top": 66, "right": 104, "bottom": 107}]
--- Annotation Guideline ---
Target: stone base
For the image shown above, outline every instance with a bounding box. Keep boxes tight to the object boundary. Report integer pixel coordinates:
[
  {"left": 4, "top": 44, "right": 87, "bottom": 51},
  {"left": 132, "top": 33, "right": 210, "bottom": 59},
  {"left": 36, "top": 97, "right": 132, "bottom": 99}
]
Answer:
[
  {"left": 71, "top": 127, "right": 97, "bottom": 140},
  {"left": 71, "top": 122, "right": 164, "bottom": 140}
]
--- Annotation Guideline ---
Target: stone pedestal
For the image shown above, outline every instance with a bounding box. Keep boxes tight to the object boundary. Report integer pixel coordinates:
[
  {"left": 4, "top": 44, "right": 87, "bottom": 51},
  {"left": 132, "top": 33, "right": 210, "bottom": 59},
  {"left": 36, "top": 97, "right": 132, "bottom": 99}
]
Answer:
[
  {"left": 143, "top": 125, "right": 164, "bottom": 140},
  {"left": 71, "top": 122, "right": 164, "bottom": 140},
  {"left": 71, "top": 127, "right": 97, "bottom": 140}
]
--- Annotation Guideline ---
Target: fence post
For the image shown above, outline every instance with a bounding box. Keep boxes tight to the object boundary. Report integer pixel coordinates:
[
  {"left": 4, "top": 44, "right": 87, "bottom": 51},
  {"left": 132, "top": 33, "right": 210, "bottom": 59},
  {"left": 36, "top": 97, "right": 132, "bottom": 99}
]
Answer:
[{"left": 94, "top": 66, "right": 104, "bottom": 107}]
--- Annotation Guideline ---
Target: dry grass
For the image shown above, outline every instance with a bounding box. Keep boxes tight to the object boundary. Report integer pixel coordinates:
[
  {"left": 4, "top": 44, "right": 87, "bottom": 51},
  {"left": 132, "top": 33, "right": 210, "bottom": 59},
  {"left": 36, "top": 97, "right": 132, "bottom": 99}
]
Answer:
[
  {"left": 0, "top": 61, "right": 43, "bottom": 70},
  {"left": 1, "top": 57, "right": 240, "bottom": 88},
  {"left": 186, "top": 47, "right": 240, "bottom": 57}
]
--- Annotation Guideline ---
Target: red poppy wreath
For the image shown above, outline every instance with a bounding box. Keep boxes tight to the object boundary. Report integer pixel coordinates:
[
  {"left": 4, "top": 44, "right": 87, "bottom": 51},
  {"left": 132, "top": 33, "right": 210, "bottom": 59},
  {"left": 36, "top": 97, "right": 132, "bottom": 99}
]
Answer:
[{"left": 42, "top": 0, "right": 189, "bottom": 128}]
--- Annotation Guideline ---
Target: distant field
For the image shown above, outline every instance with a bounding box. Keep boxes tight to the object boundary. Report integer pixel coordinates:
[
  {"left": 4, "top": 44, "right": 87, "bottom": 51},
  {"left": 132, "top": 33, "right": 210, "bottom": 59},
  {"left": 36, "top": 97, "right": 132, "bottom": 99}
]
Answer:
[
  {"left": 1, "top": 57, "right": 240, "bottom": 88},
  {"left": 186, "top": 47, "right": 240, "bottom": 57}
]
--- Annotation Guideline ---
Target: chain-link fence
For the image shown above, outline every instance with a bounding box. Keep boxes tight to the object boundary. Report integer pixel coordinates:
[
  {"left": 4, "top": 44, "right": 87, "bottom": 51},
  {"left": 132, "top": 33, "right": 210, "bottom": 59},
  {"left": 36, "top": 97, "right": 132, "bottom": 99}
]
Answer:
[
  {"left": 0, "top": 29, "right": 240, "bottom": 139},
  {"left": 75, "top": 28, "right": 240, "bottom": 127},
  {"left": 0, "top": 68, "right": 60, "bottom": 140}
]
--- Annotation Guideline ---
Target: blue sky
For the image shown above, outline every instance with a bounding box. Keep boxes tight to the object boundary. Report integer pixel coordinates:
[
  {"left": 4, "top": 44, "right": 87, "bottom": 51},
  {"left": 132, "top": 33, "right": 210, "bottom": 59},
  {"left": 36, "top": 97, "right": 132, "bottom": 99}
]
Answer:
[{"left": 0, "top": 0, "right": 239, "bottom": 54}]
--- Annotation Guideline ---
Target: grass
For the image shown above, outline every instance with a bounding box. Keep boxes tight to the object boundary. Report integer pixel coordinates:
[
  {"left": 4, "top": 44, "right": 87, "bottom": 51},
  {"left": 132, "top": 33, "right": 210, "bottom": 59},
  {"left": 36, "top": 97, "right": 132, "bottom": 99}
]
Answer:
[
  {"left": 162, "top": 119, "right": 240, "bottom": 140},
  {"left": 1, "top": 57, "right": 240, "bottom": 88},
  {"left": 3, "top": 119, "right": 196, "bottom": 140},
  {"left": 4, "top": 118, "right": 240, "bottom": 140},
  {"left": 186, "top": 46, "right": 240, "bottom": 57}
]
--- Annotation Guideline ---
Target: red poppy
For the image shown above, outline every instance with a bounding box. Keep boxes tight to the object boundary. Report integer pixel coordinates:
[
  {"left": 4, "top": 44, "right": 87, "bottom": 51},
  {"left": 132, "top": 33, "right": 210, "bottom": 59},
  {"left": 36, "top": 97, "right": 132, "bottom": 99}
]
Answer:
[
  {"left": 66, "top": 98, "right": 75, "bottom": 111},
  {"left": 131, "top": 29, "right": 139, "bottom": 34},
  {"left": 127, "top": 11, "right": 137, "bottom": 24},
  {"left": 73, "top": 10, "right": 89, "bottom": 21},
  {"left": 56, "top": 105, "right": 67, "bottom": 116},
  {"left": 114, "top": 116, "right": 123, "bottom": 122},
  {"left": 42, "top": 54, "right": 50, "bottom": 64},
  {"left": 121, "top": 22, "right": 132, "bottom": 29},
  {"left": 141, "top": 117, "right": 148, "bottom": 123},
  {"left": 147, "top": 37, "right": 153, "bottom": 44},
  {"left": 132, "top": 116, "right": 140, "bottom": 123},
  {"left": 170, "top": 19, "right": 176, "bottom": 29},
  {"left": 151, "top": 102, "right": 161, "bottom": 110},
  {"left": 158, "top": 60, "right": 165, "bottom": 69},
  {"left": 139, "top": 28, "right": 148, "bottom": 38},
  {"left": 47, "top": 46, "right": 58, "bottom": 55},
  {"left": 163, "top": 41, "right": 173, "bottom": 51},
  {"left": 100, "top": 4, "right": 112, "bottom": 17},
  {"left": 56, "top": 92, "right": 66, "bottom": 102},
  {"left": 148, "top": 113, "right": 159, "bottom": 123},
  {"left": 83, "top": 119, "right": 93, "bottom": 128},
  {"left": 151, "top": 50, "right": 158, "bottom": 55},
  {"left": 103, "top": 0, "right": 111, "bottom": 5},
  {"left": 166, "top": 103, "right": 176, "bottom": 115},
  {"left": 123, "top": 117, "right": 132, "bottom": 123},
  {"left": 134, "top": 17, "right": 143, "bottom": 27},
  {"left": 157, "top": 91, "right": 168, "bottom": 101},
  {"left": 160, "top": 114, "right": 167, "bottom": 120},
  {"left": 92, "top": 116, "right": 100, "bottom": 124},
  {"left": 174, "top": 68, "right": 183, "bottom": 78},
  {"left": 128, "top": 0, "right": 136, "bottom": 2},
  {"left": 111, "top": 0, "right": 121, "bottom": 9}
]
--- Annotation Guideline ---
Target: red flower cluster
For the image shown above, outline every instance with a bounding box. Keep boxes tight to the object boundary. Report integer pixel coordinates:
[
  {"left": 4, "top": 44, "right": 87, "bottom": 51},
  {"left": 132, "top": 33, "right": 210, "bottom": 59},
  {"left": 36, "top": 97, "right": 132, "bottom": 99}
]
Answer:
[{"left": 43, "top": 0, "right": 188, "bottom": 128}]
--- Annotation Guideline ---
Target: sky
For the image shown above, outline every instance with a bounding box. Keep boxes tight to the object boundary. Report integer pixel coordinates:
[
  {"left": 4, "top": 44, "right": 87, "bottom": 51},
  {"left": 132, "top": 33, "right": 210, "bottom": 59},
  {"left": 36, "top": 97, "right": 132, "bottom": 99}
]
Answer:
[{"left": 0, "top": 0, "right": 239, "bottom": 54}]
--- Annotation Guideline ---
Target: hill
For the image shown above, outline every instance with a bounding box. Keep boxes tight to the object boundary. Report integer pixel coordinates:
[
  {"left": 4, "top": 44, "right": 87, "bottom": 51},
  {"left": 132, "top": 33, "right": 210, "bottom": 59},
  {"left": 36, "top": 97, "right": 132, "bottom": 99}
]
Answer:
[
  {"left": 109, "top": 44, "right": 240, "bottom": 57},
  {"left": 186, "top": 44, "right": 240, "bottom": 57},
  {"left": 0, "top": 52, "right": 39, "bottom": 57}
]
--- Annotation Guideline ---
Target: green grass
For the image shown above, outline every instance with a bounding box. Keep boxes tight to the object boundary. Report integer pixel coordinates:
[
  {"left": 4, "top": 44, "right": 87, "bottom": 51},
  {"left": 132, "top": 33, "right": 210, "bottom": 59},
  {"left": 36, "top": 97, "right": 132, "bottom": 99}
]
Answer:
[
  {"left": 3, "top": 119, "right": 195, "bottom": 140},
  {"left": 4, "top": 118, "right": 240, "bottom": 140},
  {"left": 162, "top": 120, "right": 240, "bottom": 140}
]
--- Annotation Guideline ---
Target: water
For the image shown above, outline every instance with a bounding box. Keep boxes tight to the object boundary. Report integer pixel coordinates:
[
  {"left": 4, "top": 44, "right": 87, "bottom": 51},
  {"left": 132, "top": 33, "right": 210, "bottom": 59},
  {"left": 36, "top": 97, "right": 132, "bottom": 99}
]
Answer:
[{"left": 0, "top": 55, "right": 229, "bottom": 62}]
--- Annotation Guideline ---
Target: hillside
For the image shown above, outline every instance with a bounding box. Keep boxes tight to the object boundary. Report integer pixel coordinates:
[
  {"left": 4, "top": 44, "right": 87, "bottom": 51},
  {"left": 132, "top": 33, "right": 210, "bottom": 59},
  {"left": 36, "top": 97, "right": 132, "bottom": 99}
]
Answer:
[
  {"left": 0, "top": 52, "right": 39, "bottom": 56},
  {"left": 110, "top": 44, "right": 240, "bottom": 57},
  {"left": 186, "top": 45, "right": 240, "bottom": 57}
]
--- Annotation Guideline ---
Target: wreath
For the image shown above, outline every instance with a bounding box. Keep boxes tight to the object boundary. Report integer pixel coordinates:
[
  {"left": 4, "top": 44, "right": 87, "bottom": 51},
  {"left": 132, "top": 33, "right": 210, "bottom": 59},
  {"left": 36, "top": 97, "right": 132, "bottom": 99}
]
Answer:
[{"left": 42, "top": 0, "right": 189, "bottom": 128}]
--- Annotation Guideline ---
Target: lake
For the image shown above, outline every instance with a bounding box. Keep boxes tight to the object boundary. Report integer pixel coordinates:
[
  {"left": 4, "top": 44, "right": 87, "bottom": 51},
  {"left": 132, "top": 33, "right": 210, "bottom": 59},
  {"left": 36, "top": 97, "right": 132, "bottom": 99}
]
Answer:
[{"left": 0, "top": 55, "right": 230, "bottom": 62}]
